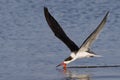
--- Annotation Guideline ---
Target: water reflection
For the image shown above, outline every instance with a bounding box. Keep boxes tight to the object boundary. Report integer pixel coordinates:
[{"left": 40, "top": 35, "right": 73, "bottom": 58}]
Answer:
[
  {"left": 57, "top": 68, "right": 91, "bottom": 80},
  {"left": 65, "top": 70, "right": 90, "bottom": 80},
  {"left": 56, "top": 65, "right": 120, "bottom": 80}
]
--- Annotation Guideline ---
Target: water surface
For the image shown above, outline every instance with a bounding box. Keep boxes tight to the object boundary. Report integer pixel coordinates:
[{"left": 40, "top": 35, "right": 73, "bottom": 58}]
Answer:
[{"left": 0, "top": 0, "right": 120, "bottom": 80}]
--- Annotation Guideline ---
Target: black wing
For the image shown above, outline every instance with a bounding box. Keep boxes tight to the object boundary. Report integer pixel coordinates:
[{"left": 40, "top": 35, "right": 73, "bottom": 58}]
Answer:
[
  {"left": 44, "top": 7, "right": 79, "bottom": 52},
  {"left": 78, "top": 11, "right": 109, "bottom": 52}
]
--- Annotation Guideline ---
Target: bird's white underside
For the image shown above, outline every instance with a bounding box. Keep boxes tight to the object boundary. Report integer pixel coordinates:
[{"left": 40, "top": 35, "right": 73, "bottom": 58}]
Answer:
[{"left": 64, "top": 51, "right": 101, "bottom": 64}]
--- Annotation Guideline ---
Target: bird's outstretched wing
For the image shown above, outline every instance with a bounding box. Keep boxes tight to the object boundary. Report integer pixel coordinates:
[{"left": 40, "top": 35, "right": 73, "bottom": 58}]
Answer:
[
  {"left": 78, "top": 12, "right": 109, "bottom": 52},
  {"left": 44, "top": 7, "right": 79, "bottom": 52}
]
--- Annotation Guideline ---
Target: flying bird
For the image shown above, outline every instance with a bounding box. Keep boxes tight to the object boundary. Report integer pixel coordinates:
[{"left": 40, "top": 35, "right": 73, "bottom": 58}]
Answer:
[{"left": 44, "top": 7, "right": 109, "bottom": 69}]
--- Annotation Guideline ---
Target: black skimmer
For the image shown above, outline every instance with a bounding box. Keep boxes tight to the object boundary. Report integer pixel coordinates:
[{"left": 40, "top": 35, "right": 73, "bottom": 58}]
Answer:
[{"left": 44, "top": 7, "right": 109, "bottom": 69}]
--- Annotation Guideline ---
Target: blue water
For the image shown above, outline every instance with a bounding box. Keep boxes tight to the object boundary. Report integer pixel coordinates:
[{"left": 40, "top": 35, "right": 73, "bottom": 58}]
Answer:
[{"left": 0, "top": 0, "right": 120, "bottom": 80}]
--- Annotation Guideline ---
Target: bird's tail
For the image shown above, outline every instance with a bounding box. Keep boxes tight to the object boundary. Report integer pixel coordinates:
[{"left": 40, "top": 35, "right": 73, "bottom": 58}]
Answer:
[
  {"left": 89, "top": 53, "right": 102, "bottom": 58},
  {"left": 93, "top": 54, "right": 102, "bottom": 57}
]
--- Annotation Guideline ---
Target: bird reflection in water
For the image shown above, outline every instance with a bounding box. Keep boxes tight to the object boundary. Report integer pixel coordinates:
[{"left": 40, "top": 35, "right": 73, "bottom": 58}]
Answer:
[{"left": 57, "top": 68, "right": 90, "bottom": 80}]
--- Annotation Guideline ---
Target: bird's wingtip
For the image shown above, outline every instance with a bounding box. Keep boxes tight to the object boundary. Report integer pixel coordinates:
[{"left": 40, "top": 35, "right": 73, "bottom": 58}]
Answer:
[
  {"left": 44, "top": 6, "right": 47, "bottom": 9},
  {"left": 44, "top": 6, "right": 48, "bottom": 11},
  {"left": 107, "top": 11, "right": 109, "bottom": 13},
  {"left": 106, "top": 11, "right": 109, "bottom": 17}
]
